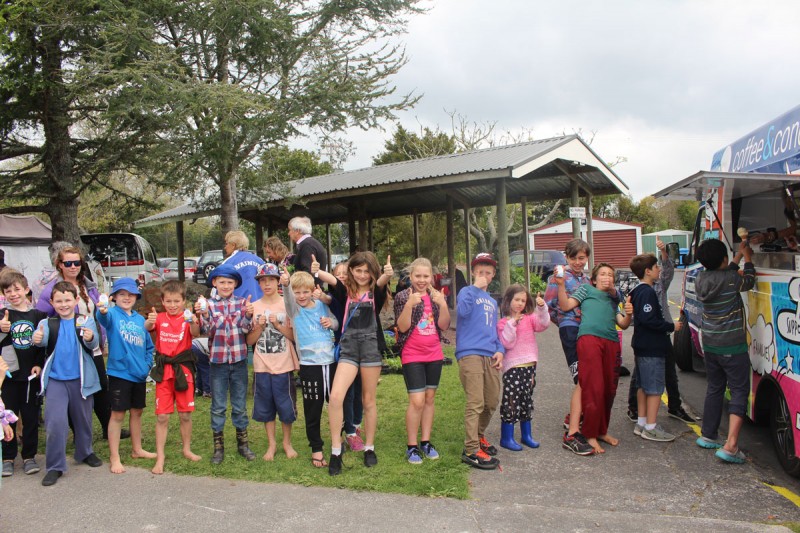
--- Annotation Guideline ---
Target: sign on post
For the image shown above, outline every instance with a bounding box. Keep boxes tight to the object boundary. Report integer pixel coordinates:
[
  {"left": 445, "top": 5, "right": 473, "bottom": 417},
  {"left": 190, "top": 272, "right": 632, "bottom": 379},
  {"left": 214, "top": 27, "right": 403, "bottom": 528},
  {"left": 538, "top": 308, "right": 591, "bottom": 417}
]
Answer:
[{"left": 569, "top": 207, "right": 586, "bottom": 219}]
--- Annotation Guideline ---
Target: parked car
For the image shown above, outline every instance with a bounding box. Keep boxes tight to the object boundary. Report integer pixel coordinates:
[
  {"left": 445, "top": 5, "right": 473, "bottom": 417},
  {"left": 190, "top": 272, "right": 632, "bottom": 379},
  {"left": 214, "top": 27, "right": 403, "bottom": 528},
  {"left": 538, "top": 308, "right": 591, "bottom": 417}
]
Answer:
[
  {"left": 80, "top": 232, "right": 162, "bottom": 287},
  {"left": 193, "top": 249, "right": 225, "bottom": 284},
  {"left": 509, "top": 249, "right": 567, "bottom": 280},
  {"left": 157, "top": 257, "right": 176, "bottom": 268},
  {"left": 160, "top": 258, "right": 197, "bottom": 281}
]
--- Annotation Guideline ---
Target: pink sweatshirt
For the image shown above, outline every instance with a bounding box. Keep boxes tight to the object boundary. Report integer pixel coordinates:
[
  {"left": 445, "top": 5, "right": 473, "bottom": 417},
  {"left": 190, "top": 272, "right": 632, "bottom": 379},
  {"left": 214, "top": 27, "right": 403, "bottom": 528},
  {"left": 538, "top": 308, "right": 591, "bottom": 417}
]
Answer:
[{"left": 497, "top": 304, "right": 550, "bottom": 373}]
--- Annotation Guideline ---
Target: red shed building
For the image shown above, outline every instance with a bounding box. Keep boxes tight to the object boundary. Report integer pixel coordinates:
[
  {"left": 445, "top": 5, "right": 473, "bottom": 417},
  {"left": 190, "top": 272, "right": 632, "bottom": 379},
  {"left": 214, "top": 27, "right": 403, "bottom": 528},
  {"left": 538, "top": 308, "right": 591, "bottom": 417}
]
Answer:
[{"left": 529, "top": 218, "right": 642, "bottom": 269}]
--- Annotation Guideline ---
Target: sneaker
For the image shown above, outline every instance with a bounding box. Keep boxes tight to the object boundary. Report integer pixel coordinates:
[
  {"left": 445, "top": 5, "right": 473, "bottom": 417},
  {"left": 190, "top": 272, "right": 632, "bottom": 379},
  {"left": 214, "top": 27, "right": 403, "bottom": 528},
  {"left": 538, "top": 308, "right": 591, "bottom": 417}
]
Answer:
[
  {"left": 715, "top": 447, "right": 747, "bottom": 464},
  {"left": 696, "top": 436, "right": 723, "bottom": 449},
  {"left": 479, "top": 436, "right": 498, "bottom": 456},
  {"left": 328, "top": 453, "right": 343, "bottom": 476},
  {"left": 41, "top": 470, "right": 62, "bottom": 486},
  {"left": 23, "top": 458, "right": 40, "bottom": 475},
  {"left": 562, "top": 432, "right": 595, "bottom": 456},
  {"left": 2, "top": 460, "right": 13, "bottom": 477},
  {"left": 668, "top": 407, "right": 699, "bottom": 423},
  {"left": 640, "top": 425, "right": 675, "bottom": 442},
  {"left": 406, "top": 447, "right": 423, "bottom": 465},
  {"left": 626, "top": 409, "right": 637, "bottom": 422},
  {"left": 345, "top": 432, "right": 365, "bottom": 452},
  {"left": 421, "top": 442, "right": 440, "bottom": 460},
  {"left": 633, "top": 423, "right": 644, "bottom": 436},
  {"left": 82, "top": 453, "right": 103, "bottom": 467},
  {"left": 461, "top": 449, "right": 499, "bottom": 470},
  {"left": 364, "top": 449, "right": 378, "bottom": 467}
]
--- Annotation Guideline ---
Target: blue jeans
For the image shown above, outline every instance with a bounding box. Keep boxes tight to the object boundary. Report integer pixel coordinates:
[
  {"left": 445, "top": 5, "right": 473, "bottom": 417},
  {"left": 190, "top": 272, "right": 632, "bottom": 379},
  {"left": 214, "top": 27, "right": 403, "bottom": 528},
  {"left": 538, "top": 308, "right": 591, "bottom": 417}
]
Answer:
[
  {"left": 209, "top": 361, "right": 249, "bottom": 433},
  {"left": 192, "top": 345, "right": 211, "bottom": 394}
]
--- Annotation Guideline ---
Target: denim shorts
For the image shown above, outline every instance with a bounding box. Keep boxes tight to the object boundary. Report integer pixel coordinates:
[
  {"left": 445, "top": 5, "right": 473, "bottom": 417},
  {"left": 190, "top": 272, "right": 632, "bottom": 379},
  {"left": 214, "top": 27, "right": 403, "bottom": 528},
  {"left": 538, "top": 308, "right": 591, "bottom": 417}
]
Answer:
[
  {"left": 338, "top": 330, "right": 382, "bottom": 368},
  {"left": 634, "top": 355, "right": 665, "bottom": 396},
  {"left": 402, "top": 361, "right": 443, "bottom": 393}
]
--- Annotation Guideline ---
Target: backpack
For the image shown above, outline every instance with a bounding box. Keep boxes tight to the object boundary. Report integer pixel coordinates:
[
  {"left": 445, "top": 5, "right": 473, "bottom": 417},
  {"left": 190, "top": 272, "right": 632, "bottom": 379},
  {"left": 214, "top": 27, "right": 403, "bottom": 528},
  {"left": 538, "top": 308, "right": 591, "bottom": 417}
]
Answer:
[{"left": 45, "top": 316, "right": 92, "bottom": 358}]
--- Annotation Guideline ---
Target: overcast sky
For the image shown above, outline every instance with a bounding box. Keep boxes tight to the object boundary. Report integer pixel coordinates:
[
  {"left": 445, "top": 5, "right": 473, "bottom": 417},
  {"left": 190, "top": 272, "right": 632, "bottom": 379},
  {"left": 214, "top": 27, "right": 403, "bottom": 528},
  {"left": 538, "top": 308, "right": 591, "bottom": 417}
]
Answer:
[{"left": 318, "top": 0, "right": 800, "bottom": 201}]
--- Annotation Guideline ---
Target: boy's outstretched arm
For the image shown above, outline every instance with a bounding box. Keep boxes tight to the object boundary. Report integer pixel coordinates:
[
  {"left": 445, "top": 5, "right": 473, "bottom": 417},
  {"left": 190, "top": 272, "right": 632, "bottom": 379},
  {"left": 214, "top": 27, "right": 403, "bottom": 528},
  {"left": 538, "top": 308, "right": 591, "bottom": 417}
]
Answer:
[{"left": 616, "top": 296, "right": 633, "bottom": 330}]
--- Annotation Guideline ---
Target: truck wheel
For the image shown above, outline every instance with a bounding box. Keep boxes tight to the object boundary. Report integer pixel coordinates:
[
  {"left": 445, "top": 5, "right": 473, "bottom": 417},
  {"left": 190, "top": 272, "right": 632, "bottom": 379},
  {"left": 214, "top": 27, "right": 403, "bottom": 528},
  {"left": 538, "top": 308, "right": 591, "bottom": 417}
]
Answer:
[
  {"left": 673, "top": 314, "right": 694, "bottom": 372},
  {"left": 770, "top": 391, "right": 800, "bottom": 478}
]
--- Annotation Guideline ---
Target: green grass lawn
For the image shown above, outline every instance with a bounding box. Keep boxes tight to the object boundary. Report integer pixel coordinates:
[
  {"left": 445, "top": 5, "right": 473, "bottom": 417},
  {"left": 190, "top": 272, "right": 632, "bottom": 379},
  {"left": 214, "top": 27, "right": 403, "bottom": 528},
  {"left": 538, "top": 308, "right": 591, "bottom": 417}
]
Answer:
[{"left": 53, "top": 349, "right": 470, "bottom": 499}]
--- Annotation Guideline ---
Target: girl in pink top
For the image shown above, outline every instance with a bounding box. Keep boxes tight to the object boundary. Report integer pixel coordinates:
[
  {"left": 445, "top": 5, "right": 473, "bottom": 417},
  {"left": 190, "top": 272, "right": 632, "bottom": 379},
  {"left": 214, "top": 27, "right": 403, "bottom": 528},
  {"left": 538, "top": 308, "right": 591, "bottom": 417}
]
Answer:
[
  {"left": 393, "top": 258, "right": 451, "bottom": 464},
  {"left": 497, "top": 284, "right": 549, "bottom": 451}
]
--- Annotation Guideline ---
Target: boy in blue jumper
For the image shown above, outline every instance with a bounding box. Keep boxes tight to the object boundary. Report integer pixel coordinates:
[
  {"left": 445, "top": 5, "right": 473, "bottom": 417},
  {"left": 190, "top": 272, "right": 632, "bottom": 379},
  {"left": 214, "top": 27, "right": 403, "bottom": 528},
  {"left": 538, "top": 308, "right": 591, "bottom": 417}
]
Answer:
[
  {"left": 628, "top": 255, "right": 679, "bottom": 442},
  {"left": 96, "top": 277, "right": 156, "bottom": 474},
  {"left": 33, "top": 281, "right": 102, "bottom": 486},
  {"left": 456, "top": 253, "right": 504, "bottom": 470}
]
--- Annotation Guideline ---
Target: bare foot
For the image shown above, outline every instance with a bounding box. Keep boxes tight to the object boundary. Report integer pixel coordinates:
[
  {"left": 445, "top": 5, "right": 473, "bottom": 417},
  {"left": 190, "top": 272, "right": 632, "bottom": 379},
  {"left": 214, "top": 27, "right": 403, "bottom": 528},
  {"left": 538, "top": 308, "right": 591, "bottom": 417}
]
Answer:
[
  {"left": 151, "top": 459, "right": 164, "bottom": 475},
  {"left": 284, "top": 444, "right": 298, "bottom": 459},
  {"left": 131, "top": 449, "right": 157, "bottom": 460},
  {"left": 110, "top": 458, "right": 126, "bottom": 474},
  {"left": 183, "top": 450, "right": 201, "bottom": 462},
  {"left": 586, "top": 437, "right": 605, "bottom": 454},
  {"left": 598, "top": 434, "right": 619, "bottom": 446},
  {"left": 263, "top": 445, "right": 277, "bottom": 461}
]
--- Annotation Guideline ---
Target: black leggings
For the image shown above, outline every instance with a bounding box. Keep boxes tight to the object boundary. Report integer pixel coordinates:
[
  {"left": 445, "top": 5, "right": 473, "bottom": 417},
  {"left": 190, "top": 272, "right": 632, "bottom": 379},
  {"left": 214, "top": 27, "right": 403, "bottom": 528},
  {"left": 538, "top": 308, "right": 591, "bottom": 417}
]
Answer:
[{"left": 299, "top": 363, "right": 336, "bottom": 453}]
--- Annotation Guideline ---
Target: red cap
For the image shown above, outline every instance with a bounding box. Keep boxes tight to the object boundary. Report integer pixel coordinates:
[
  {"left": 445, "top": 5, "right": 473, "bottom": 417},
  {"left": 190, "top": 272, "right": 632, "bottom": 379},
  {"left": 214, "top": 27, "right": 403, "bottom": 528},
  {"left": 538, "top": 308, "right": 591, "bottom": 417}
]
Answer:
[{"left": 470, "top": 252, "right": 497, "bottom": 268}]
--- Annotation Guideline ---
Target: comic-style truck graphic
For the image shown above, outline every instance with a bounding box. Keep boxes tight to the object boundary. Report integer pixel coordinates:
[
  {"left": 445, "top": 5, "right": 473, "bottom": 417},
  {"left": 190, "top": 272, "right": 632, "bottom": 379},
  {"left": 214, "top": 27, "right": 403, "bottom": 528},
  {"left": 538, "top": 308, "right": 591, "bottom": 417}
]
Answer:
[{"left": 654, "top": 104, "right": 800, "bottom": 477}]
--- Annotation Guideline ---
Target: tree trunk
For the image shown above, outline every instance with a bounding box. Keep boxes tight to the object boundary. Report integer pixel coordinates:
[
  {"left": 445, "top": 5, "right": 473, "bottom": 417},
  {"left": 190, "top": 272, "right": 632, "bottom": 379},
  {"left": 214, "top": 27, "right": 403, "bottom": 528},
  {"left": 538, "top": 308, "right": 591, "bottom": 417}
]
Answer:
[
  {"left": 41, "top": 34, "right": 79, "bottom": 243},
  {"left": 220, "top": 175, "right": 239, "bottom": 233}
]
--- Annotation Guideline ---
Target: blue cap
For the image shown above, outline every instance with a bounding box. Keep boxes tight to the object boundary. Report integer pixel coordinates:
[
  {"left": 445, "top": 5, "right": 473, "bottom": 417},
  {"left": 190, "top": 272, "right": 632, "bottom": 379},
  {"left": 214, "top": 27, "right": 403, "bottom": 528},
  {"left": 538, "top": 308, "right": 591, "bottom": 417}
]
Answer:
[
  {"left": 110, "top": 277, "right": 141, "bottom": 299},
  {"left": 207, "top": 263, "right": 242, "bottom": 288}
]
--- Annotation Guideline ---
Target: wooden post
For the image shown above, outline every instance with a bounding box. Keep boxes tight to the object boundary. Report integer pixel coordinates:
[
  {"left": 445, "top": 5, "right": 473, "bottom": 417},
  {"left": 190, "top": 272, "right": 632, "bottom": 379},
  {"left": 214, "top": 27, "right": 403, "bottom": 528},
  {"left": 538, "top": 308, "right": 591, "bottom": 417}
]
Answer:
[
  {"left": 412, "top": 210, "right": 420, "bottom": 258},
  {"left": 571, "top": 181, "right": 581, "bottom": 238},
  {"left": 326, "top": 222, "right": 332, "bottom": 270},
  {"left": 521, "top": 196, "right": 530, "bottom": 291},
  {"left": 496, "top": 179, "right": 510, "bottom": 292},
  {"left": 176, "top": 221, "right": 185, "bottom": 282},
  {"left": 368, "top": 218, "right": 374, "bottom": 251},
  {"left": 347, "top": 209, "right": 356, "bottom": 255},
  {"left": 255, "top": 220, "right": 264, "bottom": 260},
  {"left": 464, "top": 207, "right": 471, "bottom": 285},
  {"left": 446, "top": 197, "right": 455, "bottom": 309},
  {"left": 587, "top": 194, "right": 595, "bottom": 270}
]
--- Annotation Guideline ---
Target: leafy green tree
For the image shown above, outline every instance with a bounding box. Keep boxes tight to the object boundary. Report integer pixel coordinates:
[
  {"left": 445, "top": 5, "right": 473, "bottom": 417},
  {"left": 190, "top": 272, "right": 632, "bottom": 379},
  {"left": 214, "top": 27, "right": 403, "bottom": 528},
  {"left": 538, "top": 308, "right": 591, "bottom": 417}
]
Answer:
[
  {"left": 372, "top": 125, "right": 456, "bottom": 165},
  {"left": 0, "top": 1, "right": 173, "bottom": 242},
  {"left": 148, "top": 0, "right": 424, "bottom": 232}
]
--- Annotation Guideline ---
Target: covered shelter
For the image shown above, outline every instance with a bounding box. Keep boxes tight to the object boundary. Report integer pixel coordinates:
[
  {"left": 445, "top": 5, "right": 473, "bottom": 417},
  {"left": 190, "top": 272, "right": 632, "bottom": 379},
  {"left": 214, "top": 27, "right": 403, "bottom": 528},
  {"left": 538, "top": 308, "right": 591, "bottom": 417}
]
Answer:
[
  {"left": 0, "top": 214, "right": 53, "bottom": 279},
  {"left": 135, "top": 134, "right": 629, "bottom": 291}
]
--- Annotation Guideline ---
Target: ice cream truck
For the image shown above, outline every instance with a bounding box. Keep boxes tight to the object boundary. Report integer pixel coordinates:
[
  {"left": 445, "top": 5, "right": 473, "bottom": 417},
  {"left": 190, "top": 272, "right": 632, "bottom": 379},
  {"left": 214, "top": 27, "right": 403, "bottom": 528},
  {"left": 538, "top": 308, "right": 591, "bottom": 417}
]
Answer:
[{"left": 653, "top": 105, "right": 800, "bottom": 477}]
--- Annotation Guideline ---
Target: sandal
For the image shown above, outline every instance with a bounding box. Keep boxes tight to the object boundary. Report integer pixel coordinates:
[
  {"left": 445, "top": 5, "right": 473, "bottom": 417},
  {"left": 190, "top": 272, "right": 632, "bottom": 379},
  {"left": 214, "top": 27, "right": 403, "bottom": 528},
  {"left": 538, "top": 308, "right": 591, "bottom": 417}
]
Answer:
[{"left": 311, "top": 454, "right": 328, "bottom": 468}]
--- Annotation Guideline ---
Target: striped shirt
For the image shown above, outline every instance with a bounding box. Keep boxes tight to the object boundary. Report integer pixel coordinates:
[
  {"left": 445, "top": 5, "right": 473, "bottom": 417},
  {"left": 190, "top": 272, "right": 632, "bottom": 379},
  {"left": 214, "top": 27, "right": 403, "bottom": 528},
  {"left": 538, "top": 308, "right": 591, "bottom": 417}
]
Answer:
[{"left": 695, "top": 262, "right": 756, "bottom": 354}]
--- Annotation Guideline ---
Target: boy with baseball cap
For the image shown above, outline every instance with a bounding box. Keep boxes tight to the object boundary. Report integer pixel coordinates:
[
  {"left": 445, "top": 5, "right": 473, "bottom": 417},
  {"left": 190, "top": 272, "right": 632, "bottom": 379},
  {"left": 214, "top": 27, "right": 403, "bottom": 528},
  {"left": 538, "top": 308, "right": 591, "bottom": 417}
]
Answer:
[{"left": 456, "top": 253, "right": 504, "bottom": 470}]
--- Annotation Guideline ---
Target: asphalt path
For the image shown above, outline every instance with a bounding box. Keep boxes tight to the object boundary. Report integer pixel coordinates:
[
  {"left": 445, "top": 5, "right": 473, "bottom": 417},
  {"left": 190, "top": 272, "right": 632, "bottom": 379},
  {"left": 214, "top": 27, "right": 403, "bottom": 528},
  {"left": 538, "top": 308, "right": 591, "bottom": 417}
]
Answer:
[{"left": 1, "top": 275, "right": 798, "bottom": 531}]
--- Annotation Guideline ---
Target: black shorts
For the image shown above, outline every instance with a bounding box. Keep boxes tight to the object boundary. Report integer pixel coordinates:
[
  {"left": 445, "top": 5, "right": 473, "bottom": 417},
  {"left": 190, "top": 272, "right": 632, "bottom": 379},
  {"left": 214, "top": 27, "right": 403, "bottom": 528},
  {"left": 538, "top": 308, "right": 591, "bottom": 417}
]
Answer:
[
  {"left": 108, "top": 376, "right": 147, "bottom": 412},
  {"left": 402, "top": 361, "right": 443, "bottom": 393}
]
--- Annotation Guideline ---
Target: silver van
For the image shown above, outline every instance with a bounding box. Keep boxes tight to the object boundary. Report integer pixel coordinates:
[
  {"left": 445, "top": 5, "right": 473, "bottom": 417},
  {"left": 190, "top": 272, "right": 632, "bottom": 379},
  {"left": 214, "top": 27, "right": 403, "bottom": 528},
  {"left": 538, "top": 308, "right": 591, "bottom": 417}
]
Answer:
[{"left": 80, "top": 233, "right": 162, "bottom": 288}]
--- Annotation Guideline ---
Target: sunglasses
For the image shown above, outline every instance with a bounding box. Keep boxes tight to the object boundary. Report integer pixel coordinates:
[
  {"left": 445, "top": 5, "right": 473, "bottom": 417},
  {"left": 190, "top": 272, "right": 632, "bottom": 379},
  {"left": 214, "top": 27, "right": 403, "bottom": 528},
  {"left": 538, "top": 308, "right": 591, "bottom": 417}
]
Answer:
[{"left": 61, "top": 260, "right": 82, "bottom": 267}]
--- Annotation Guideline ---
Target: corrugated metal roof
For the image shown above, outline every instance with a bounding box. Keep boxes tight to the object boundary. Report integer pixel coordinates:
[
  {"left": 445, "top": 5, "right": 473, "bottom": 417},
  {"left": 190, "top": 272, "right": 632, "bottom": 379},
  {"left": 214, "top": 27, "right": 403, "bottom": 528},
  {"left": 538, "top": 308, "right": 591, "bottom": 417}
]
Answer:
[{"left": 136, "top": 134, "right": 629, "bottom": 228}]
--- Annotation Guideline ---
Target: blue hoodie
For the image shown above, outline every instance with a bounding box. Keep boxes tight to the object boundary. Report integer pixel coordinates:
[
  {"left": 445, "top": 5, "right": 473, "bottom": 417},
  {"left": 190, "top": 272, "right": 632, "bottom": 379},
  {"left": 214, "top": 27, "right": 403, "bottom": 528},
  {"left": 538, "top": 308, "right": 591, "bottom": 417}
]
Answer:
[
  {"left": 97, "top": 306, "right": 154, "bottom": 382},
  {"left": 455, "top": 285, "right": 504, "bottom": 360}
]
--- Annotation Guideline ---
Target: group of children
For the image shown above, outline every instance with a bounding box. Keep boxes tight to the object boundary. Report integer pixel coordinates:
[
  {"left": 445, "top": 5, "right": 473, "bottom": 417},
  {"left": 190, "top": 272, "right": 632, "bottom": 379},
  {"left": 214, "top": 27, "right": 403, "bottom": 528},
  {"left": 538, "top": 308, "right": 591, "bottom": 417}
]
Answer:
[{"left": 0, "top": 233, "right": 754, "bottom": 486}]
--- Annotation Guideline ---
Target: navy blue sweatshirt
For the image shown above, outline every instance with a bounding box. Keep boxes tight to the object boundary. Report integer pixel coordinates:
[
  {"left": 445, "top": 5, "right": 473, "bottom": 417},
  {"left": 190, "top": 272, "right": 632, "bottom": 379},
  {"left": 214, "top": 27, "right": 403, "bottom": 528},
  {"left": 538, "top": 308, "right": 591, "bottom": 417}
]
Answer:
[{"left": 630, "top": 283, "right": 674, "bottom": 357}]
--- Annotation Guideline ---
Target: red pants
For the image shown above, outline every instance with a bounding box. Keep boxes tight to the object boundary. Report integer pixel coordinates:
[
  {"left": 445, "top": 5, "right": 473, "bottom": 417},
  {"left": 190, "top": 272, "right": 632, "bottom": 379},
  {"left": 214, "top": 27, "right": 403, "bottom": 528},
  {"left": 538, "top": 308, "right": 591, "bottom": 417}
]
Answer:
[{"left": 577, "top": 335, "right": 618, "bottom": 439}]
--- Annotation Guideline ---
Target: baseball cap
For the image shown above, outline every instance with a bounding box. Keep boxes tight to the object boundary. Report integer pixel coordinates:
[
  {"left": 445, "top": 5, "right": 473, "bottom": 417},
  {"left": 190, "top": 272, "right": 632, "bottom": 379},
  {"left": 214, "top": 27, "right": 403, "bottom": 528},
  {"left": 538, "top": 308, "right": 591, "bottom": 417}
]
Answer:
[
  {"left": 471, "top": 252, "right": 497, "bottom": 268},
  {"left": 255, "top": 262, "right": 281, "bottom": 280}
]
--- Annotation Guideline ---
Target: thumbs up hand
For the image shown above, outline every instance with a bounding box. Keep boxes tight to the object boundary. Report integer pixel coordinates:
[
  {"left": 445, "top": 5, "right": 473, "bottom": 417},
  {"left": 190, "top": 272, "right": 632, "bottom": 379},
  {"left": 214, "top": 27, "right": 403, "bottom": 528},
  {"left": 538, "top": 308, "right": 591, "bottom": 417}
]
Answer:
[
  {"left": 245, "top": 295, "right": 254, "bottom": 318},
  {"left": 310, "top": 255, "right": 320, "bottom": 275},
  {"left": 280, "top": 268, "right": 290, "bottom": 286},
  {"left": 383, "top": 255, "right": 393, "bottom": 278},
  {"left": 32, "top": 322, "right": 44, "bottom": 345},
  {"left": 0, "top": 310, "right": 10, "bottom": 333},
  {"left": 535, "top": 292, "right": 545, "bottom": 308},
  {"left": 148, "top": 307, "right": 158, "bottom": 322},
  {"left": 624, "top": 295, "right": 633, "bottom": 317}
]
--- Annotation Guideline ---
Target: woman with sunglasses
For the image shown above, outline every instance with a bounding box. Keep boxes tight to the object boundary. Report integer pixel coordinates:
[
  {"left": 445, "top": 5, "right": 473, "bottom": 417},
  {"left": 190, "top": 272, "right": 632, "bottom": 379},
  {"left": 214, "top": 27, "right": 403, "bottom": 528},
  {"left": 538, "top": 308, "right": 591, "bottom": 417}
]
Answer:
[{"left": 36, "top": 246, "right": 117, "bottom": 440}]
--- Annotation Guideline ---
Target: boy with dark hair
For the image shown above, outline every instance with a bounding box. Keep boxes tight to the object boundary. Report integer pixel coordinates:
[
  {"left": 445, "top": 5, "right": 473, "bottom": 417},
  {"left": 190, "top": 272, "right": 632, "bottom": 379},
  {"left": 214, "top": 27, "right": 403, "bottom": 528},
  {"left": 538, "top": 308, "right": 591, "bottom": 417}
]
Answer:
[
  {"left": 198, "top": 264, "right": 255, "bottom": 465},
  {"left": 456, "top": 253, "right": 504, "bottom": 470},
  {"left": 146, "top": 279, "right": 202, "bottom": 474},
  {"left": 628, "top": 254, "right": 680, "bottom": 442},
  {"left": 694, "top": 238, "right": 755, "bottom": 463},
  {"left": 544, "top": 239, "right": 594, "bottom": 455},
  {"left": 0, "top": 269, "right": 47, "bottom": 476}
]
